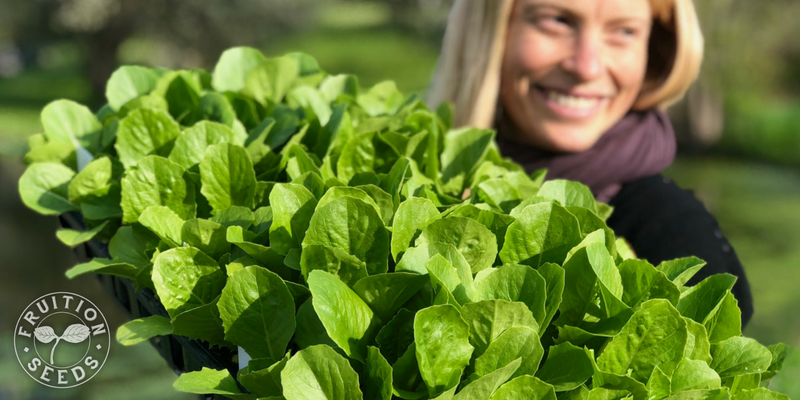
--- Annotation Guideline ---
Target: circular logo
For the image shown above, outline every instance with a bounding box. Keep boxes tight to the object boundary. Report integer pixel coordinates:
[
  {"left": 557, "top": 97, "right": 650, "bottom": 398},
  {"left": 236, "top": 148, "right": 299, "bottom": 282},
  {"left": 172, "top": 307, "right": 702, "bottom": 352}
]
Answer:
[{"left": 14, "top": 292, "right": 110, "bottom": 388}]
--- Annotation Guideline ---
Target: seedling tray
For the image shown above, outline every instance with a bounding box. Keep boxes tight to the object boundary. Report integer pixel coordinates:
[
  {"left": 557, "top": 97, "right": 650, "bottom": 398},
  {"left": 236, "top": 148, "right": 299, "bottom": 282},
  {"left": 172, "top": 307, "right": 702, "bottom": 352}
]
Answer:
[{"left": 59, "top": 212, "right": 238, "bottom": 380}]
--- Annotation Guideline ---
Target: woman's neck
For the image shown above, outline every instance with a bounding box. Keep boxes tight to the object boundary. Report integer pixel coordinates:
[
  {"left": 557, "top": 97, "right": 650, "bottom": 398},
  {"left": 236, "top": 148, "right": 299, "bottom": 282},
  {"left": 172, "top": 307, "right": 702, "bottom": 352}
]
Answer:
[{"left": 493, "top": 109, "right": 677, "bottom": 202}]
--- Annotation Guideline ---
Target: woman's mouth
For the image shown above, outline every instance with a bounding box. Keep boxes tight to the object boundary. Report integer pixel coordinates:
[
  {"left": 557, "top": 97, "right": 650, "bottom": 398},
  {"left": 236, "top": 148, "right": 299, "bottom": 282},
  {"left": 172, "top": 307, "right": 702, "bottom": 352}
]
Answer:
[{"left": 534, "top": 86, "right": 607, "bottom": 119}]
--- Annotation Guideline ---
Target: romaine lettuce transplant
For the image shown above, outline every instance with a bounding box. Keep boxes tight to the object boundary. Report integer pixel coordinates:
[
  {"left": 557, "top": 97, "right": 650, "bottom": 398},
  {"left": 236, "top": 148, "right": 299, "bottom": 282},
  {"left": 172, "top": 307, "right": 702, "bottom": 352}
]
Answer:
[{"left": 18, "top": 47, "right": 789, "bottom": 400}]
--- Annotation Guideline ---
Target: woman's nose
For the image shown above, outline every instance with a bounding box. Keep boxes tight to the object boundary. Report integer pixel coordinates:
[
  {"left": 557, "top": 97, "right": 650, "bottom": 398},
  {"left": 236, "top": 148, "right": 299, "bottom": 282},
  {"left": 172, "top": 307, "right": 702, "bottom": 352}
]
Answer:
[{"left": 560, "top": 31, "right": 604, "bottom": 81}]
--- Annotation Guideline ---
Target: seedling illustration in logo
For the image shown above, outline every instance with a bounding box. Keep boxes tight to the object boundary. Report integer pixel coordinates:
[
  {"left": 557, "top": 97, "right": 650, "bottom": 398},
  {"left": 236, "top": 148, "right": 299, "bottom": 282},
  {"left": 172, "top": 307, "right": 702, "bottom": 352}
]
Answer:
[
  {"left": 34, "top": 324, "right": 91, "bottom": 364},
  {"left": 15, "top": 292, "right": 110, "bottom": 388}
]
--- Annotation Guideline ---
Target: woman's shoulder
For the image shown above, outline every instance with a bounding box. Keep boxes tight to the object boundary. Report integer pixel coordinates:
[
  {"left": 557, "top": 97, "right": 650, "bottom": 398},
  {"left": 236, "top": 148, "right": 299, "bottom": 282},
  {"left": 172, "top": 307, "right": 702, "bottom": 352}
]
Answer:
[
  {"left": 605, "top": 173, "right": 719, "bottom": 265},
  {"left": 607, "top": 174, "right": 710, "bottom": 226},
  {"left": 605, "top": 173, "right": 754, "bottom": 327},
  {"left": 605, "top": 173, "right": 729, "bottom": 262}
]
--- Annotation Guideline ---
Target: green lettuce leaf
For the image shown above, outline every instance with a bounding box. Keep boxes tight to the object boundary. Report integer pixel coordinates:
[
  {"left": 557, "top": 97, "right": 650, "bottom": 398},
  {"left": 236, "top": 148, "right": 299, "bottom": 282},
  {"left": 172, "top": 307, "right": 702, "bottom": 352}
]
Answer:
[
  {"left": 281, "top": 345, "right": 363, "bottom": 400},
  {"left": 499, "top": 202, "right": 582, "bottom": 268},
  {"left": 18, "top": 162, "right": 78, "bottom": 215},
  {"left": 414, "top": 304, "right": 474, "bottom": 397},
  {"left": 199, "top": 142, "right": 257, "bottom": 212},
  {"left": 307, "top": 270, "right": 380, "bottom": 362},
  {"left": 116, "top": 315, "right": 173, "bottom": 346},
  {"left": 217, "top": 265, "right": 295, "bottom": 360},
  {"left": 120, "top": 155, "right": 196, "bottom": 223}
]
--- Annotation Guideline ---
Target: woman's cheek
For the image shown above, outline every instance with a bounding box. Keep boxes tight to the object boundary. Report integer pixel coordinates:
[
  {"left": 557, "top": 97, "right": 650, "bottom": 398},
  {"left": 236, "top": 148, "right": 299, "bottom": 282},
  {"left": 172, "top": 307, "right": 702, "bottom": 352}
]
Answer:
[{"left": 514, "top": 35, "right": 559, "bottom": 76}]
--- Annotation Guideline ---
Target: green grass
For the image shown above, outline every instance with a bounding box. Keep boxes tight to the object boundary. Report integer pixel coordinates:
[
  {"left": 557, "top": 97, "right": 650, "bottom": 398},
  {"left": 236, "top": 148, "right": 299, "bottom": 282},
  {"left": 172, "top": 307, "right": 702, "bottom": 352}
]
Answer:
[
  {"left": 0, "top": 67, "right": 92, "bottom": 107},
  {"left": 0, "top": 66, "right": 93, "bottom": 157},
  {"left": 0, "top": 106, "right": 41, "bottom": 156}
]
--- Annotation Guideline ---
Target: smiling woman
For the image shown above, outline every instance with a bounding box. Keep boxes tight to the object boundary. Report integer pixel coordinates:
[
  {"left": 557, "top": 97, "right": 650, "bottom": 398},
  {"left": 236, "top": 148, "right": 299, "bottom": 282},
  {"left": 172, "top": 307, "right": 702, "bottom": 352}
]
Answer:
[
  {"left": 427, "top": 0, "right": 754, "bottom": 327},
  {"left": 428, "top": 0, "right": 702, "bottom": 140},
  {"left": 500, "top": 0, "right": 654, "bottom": 152}
]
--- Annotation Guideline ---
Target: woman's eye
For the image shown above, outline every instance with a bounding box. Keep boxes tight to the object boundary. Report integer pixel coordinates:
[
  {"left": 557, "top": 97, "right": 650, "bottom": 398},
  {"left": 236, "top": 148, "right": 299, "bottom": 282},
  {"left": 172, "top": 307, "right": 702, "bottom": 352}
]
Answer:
[
  {"left": 535, "top": 15, "right": 572, "bottom": 32},
  {"left": 546, "top": 16, "right": 569, "bottom": 25},
  {"left": 614, "top": 24, "right": 644, "bottom": 38},
  {"left": 606, "top": 26, "right": 640, "bottom": 45}
]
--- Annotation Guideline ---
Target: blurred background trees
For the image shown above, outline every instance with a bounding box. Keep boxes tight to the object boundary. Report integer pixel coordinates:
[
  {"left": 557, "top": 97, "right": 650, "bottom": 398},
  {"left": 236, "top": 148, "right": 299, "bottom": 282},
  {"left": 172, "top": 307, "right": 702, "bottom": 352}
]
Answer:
[
  {"left": 676, "top": 0, "right": 800, "bottom": 160},
  {"left": 1, "top": 0, "right": 332, "bottom": 104},
  {"left": 0, "top": 1, "right": 798, "bottom": 399}
]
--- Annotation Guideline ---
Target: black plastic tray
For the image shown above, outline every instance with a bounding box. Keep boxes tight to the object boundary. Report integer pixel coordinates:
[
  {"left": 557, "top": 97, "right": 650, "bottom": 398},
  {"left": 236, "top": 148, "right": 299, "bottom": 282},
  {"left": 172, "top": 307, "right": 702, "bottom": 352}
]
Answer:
[{"left": 59, "top": 212, "right": 238, "bottom": 398}]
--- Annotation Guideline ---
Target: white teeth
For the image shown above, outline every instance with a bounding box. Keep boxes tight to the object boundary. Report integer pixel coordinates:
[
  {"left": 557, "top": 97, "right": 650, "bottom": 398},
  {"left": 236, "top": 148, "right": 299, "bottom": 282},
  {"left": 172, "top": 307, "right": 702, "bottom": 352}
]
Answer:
[{"left": 546, "top": 90, "right": 599, "bottom": 110}]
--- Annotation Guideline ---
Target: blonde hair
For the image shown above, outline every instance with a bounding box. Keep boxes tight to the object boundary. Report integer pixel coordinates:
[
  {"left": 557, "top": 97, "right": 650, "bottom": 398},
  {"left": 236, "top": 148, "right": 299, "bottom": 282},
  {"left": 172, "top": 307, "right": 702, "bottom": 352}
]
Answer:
[{"left": 427, "top": 0, "right": 704, "bottom": 129}]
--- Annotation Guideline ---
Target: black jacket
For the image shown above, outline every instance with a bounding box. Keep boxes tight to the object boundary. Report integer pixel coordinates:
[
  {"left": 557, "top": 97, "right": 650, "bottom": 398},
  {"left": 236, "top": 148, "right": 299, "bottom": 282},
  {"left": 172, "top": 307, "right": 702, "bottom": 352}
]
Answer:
[{"left": 606, "top": 174, "right": 754, "bottom": 328}]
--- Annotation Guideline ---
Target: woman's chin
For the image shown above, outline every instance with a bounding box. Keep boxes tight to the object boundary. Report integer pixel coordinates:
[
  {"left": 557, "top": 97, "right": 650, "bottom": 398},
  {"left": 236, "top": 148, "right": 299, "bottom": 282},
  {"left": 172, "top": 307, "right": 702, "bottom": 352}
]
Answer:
[
  {"left": 541, "top": 130, "right": 603, "bottom": 153},
  {"left": 501, "top": 114, "right": 607, "bottom": 153}
]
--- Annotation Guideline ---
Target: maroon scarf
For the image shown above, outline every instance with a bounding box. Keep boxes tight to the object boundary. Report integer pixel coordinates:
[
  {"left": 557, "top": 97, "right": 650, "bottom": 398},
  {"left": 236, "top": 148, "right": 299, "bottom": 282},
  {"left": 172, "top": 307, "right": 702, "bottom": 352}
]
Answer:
[{"left": 495, "top": 110, "right": 676, "bottom": 203}]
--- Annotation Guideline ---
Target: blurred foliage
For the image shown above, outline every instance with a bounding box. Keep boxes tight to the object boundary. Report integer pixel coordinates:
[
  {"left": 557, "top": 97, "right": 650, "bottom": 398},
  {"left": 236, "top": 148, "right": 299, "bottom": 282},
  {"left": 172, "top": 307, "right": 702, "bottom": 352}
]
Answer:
[
  {"left": 693, "top": 0, "right": 800, "bottom": 163},
  {"left": 2, "top": 0, "right": 329, "bottom": 51},
  {"left": 1, "top": 0, "right": 334, "bottom": 104},
  {"left": 695, "top": 0, "right": 800, "bottom": 97},
  {"left": 721, "top": 93, "right": 800, "bottom": 167},
  {"left": 0, "top": 0, "right": 452, "bottom": 104}
]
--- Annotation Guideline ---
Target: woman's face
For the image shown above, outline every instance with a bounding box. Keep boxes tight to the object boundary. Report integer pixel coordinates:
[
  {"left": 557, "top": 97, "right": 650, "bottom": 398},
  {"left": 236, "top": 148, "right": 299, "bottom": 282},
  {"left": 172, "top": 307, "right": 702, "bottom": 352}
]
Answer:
[{"left": 500, "top": 0, "right": 653, "bottom": 152}]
